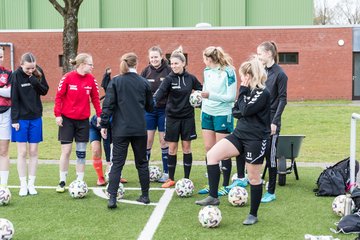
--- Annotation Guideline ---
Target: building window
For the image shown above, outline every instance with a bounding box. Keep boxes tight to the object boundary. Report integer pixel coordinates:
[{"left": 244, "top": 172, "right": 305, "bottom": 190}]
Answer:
[
  {"left": 279, "top": 52, "right": 298, "bottom": 64},
  {"left": 58, "top": 55, "right": 64, "bottom": 67}
]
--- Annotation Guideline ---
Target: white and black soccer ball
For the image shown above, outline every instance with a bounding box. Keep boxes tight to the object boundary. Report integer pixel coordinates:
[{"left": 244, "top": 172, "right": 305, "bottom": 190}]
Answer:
[
  {"left": 0, "top": 187, "right": 11, "bottom": 206},
  {"left": 149, "top": 166, "right": 162, "bottom": 182},
  {"left": 189, "top": 90, "right": 202, "bottom": 107},
  {"left": 198, "top": 205, "right": 222, "bottom": 228},
  {"left": 105, "top": 182, "right": 125, "bottom": 200},
  {"left": 228, "top": 186, "right": 248, "bottom": 207},
  {"left": 68, "top": 180, "right": 89, "bottom": 199},
  {"left": 175, "top": 178, "right": 194, "bottom": 197},
  {"left": 0, "top": 218, "right": 14, "bottom": 240},
  {"left": 332, "top": 195, "right": 355, "bottom": 217}
]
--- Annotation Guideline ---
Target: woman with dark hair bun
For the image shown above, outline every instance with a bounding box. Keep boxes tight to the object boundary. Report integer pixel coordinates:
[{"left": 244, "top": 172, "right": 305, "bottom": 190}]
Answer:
[{"left": 101, "top": 52, "right": 154, "bottom": 209}]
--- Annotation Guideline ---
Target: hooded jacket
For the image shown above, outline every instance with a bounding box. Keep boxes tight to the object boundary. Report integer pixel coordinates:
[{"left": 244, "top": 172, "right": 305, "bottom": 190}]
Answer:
[
  {"left": 154, "top": 70, "right": 202, "bottom": 119},
  {"left": 11, "top": 66, "right": 49, "bottom": 123},
  {"left": 141, "top": 59, "right": 171, "bottom": 108}
]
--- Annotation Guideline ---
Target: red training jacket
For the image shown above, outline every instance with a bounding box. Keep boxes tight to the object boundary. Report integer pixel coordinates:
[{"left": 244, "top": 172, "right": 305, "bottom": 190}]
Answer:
[{"left": 54, "top": 70, "right": 101, "bottom": 120}]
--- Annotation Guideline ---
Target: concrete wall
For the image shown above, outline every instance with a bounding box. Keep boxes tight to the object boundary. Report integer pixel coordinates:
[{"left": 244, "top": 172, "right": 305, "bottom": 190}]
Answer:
[{"left": 0, "top": 26, "right": 353, "bottom": 101}]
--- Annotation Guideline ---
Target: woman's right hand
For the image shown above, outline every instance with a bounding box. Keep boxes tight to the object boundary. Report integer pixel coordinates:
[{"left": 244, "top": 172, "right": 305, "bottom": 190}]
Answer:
[
  {"left": 101, "top": 128, "right": 107, "bottom": 139},
  {"left": 12, "top": 123, "right": 19, "bottom": 131},
  {"left": 56, "top": 116, "right": 63, "bottom": 127}
]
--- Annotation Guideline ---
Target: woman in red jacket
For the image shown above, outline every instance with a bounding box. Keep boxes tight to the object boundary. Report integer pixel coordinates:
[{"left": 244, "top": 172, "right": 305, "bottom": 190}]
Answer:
[{"left": 54, "top": 53, "right": 101, "bottom": 193}]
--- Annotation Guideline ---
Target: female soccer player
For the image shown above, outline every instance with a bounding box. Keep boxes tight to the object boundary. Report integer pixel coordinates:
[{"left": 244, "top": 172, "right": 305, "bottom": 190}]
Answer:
[
  {"left": 101, "top": 52, "right": 154, "bottom": 208},
  {"left": 257, "top": 41, "right": 288, "bottom": 203},
  {"left": 11, "top": 52, "right": 49, "bottom": 196},
  {"left": 141, "top": 46, "right": 171, "bottom": 182},
  {"left": 0, "top": 47, "right": 12, "bottom": 187},
  {"left": 198, "top": 46, "right": 237, "bottom": 196},
  {"left": 54, "top": 53, "right": 101, "bottom": 193},
  {"left": 154, "top": 46, "right": 202, "bottom": 188},
  {"left": 195, "top": 56, "right": 270, "bottom": 225}
]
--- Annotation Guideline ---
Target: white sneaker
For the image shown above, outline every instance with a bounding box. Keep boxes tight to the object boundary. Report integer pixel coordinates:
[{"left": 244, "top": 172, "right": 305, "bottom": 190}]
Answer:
[
  {"left": 28, "top": 185, "right": 38, "bottom": 195},
  {"left": 19, "top": 186, "right": 28, "bottom": 196}
]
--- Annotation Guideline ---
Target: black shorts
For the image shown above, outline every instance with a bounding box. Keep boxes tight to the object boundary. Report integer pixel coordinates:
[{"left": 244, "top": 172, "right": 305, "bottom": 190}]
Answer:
[
  {"left": 164, "top": 116, "right": 197, "bottom": 142},
  {"left": 226, "top": 134, "right": 267, "bottom": 165},
  {"left": 58, "top": 115, "right": 90, "bottom": 143}
]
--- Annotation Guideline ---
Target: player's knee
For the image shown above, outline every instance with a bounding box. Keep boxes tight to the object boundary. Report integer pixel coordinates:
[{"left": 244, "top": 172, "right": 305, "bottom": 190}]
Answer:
[{"left": 76, "top": 151, "right": 86, "bottom": 164}]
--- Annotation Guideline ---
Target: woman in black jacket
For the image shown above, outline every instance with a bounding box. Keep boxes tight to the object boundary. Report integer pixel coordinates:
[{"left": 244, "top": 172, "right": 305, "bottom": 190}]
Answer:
[
  {"left": 11, "top": 52, "right": 49, "bottom": 196},
  {"left": 100, "top": 52, "right": 154, "bottom": 209},
  {"left": 141, "top": 46, "right": 171, "bottom": 183},
  {"left": 195, "top": 56, "right": 270, "bottom": 226},
  {"left": 154, "top": 46, "right": 202, "bottom": 188}
]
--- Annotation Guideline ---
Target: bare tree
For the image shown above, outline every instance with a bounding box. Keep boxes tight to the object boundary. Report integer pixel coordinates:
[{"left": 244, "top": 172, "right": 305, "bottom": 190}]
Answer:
[
  {"left": 335, "top": 0, "right": 360, "bottom": 24},
  {"left": 49, "top": 0, "right": 83, "bottom": 74},
  {"left": 313, "top": 0, "right": 336, "bottom": 25}
]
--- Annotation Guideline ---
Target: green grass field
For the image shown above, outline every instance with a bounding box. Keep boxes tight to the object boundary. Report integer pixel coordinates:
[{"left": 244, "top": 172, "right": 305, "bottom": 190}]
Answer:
[{"left": 2, "top": 101, "right": 360, "bottom": 239}]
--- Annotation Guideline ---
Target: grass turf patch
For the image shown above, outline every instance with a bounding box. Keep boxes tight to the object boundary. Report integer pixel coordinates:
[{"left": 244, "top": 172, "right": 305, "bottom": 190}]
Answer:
[{"left": 2, "top": 164, "right": 358, "bottom": 239}]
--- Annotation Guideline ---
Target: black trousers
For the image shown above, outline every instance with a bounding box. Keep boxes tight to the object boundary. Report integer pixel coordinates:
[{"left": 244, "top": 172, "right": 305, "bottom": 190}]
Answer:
[{"left": 107, "top": 135, "right": 149, "bottom": 196}]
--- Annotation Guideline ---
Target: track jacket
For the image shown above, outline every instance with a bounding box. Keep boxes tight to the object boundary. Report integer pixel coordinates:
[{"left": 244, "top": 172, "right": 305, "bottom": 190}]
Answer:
[
  {"left": 154, "top": 70, "right": 202, "bottom": 119},
  {"left": 54, "top": 70, "right": 101, "bottom": 120},
  {"left": 100, "top": 72, "right": 154, "bottom": 137}
]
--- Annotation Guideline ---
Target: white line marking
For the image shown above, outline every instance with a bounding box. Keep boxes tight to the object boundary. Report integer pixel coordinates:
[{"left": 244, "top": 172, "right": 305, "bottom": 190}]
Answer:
[
  {"left": 137, "top": 189, "right": 175, "bottom": 240},
  {"left": 92, "top": 188, "right": 158, "bottom": 206}
]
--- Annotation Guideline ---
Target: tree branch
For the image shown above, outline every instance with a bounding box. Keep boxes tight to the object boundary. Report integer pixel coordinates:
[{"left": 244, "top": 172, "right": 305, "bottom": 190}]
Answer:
[{"left": 48, "top": 0, "right": 65, "bottom": 17}]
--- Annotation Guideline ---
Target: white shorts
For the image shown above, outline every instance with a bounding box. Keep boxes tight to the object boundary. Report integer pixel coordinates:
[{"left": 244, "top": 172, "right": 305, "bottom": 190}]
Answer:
[{"left": 0, "top": 108, "right": 11, "bottom": 140}]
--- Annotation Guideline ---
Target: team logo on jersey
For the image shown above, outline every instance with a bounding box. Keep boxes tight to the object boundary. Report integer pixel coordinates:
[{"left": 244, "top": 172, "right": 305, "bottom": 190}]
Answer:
[
  {"left": 0, "top": 74, "right": 8, "bottom": 84},
  {"left": 21, "top": 83, "right": 31, "bottom": 87},
  {"left": 69, "top": 85, "right": 78, "bottom": 90},
  {"left": 147, "top": 79, "right": 155, "bottom": 82}
]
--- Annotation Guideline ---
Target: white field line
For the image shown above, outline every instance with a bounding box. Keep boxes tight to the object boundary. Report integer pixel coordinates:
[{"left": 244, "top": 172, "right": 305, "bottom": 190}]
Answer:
[
  {"left": 137, "top": 188, "right": 175, "bottom": 240},
  {"left": 6, "top": 185, "right": 163, "bottom": 191},
  {"left": 92, "top": 188, "right": 159, "bottom": 206}
]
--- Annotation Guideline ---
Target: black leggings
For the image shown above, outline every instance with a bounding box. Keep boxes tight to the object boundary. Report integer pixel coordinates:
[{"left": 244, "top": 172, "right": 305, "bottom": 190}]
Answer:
[{"left": 107, "top": 135, "right": 149, "bottom": 196}]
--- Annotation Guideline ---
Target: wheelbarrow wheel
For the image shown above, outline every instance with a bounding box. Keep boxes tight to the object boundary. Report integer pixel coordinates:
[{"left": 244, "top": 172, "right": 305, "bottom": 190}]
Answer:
[{"left": 278, "top": 157, "right": 287, "bottom": 186}]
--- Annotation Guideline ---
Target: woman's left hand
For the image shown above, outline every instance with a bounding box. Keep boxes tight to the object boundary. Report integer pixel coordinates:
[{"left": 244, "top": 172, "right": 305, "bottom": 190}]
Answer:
[
  {"left": 270, "top": 124, "right": 277, "bottom": 135},
  {"left": 201, "top": 91, "right": 209, "bottom": 99}
]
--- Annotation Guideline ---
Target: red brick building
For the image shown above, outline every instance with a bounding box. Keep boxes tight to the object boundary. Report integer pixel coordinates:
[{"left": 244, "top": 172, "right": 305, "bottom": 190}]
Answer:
[{"left": 0, "top": 26, "right": 354, "bottom": 101}]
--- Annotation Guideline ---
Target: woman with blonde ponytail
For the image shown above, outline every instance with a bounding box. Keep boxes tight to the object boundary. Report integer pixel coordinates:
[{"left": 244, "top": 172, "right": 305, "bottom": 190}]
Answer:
[
  {"left": 196, "top": 56, "right": 271, "bottom": 226},
  {"left": 198, "top": 46, "right": 237, "bottom": 196},
  {"left": 100, "top": 52, "right": 154, "bottom": 208}
]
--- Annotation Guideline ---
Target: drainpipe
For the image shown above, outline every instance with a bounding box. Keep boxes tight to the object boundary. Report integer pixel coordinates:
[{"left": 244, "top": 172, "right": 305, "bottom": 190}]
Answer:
[{"left": 0, "top": 42, "right": 14, "bottom": 71}]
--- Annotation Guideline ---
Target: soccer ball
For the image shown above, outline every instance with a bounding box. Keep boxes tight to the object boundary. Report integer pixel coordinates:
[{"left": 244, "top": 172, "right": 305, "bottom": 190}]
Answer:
[
  {"left": 0, "top": 187, "right": 11, "bottom": 206},
  {"left": 189, "top": 90, "right": 202, "bottom": 107},
  {"left": 198, "top": 205, "right": 222, "bottom": 228},
  {"left": 149, "top": 166, "right": 162, "bottom": 182},
  {"left": 0, "top": 218, "right": 14, "bottom": 240},
  {"left": 105, "top": 182, "right": 125, "bottom": 200},
  {"left": 68, "top": 180, "right": 89, "bottom": 199},
  {"left": 332, "top": 195, "right": 355, "bottom": 217},
  {"left": 228, "top": 186, "right": 248, "bottom": 206},
  {"left": 175, "top": 178, "right": 194, "bottom": 197}
]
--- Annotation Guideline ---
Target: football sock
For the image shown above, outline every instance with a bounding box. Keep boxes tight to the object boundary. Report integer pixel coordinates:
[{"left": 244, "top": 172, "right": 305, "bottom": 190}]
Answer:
[
  {"left": 60, "top": 171, "right": 68, "bottom": 183},
  {"left": 250, "top": 183, "right": 263, "bottom": 217},
  {"left": 236, "top": 154, "right": 246, "bottom": 178},
  {"left": 168, "top": 154, "right": 177, "bottom": 180},
  {"left": 0, "top": 171, "right": 9, "bottom": 186},
  {"left": 19, "top": 176, "right": 27, "bottom": 188},
  {"left": 207, "top": 164, "right": 220, "bottom": 198},
  {"left": 28, "top": 175, "right": 36, "bottom": 187},
  {"left": 221, "top": 159, "right": 232, "bottom": 186},
  {"left": 183, "top": 153, "right": 192, "bottom": 179},
  {"left": 146, "top": 148, "right": 151, "bottom": 161},
  {"left": 92, "top": 157, "right": 104, "bottom": 178},
  {"left": 161, "top": 147, "right": 169, "bottom": 173},
  {"left": 76, "top": 172, "right": 84, "bottom": 181}
]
